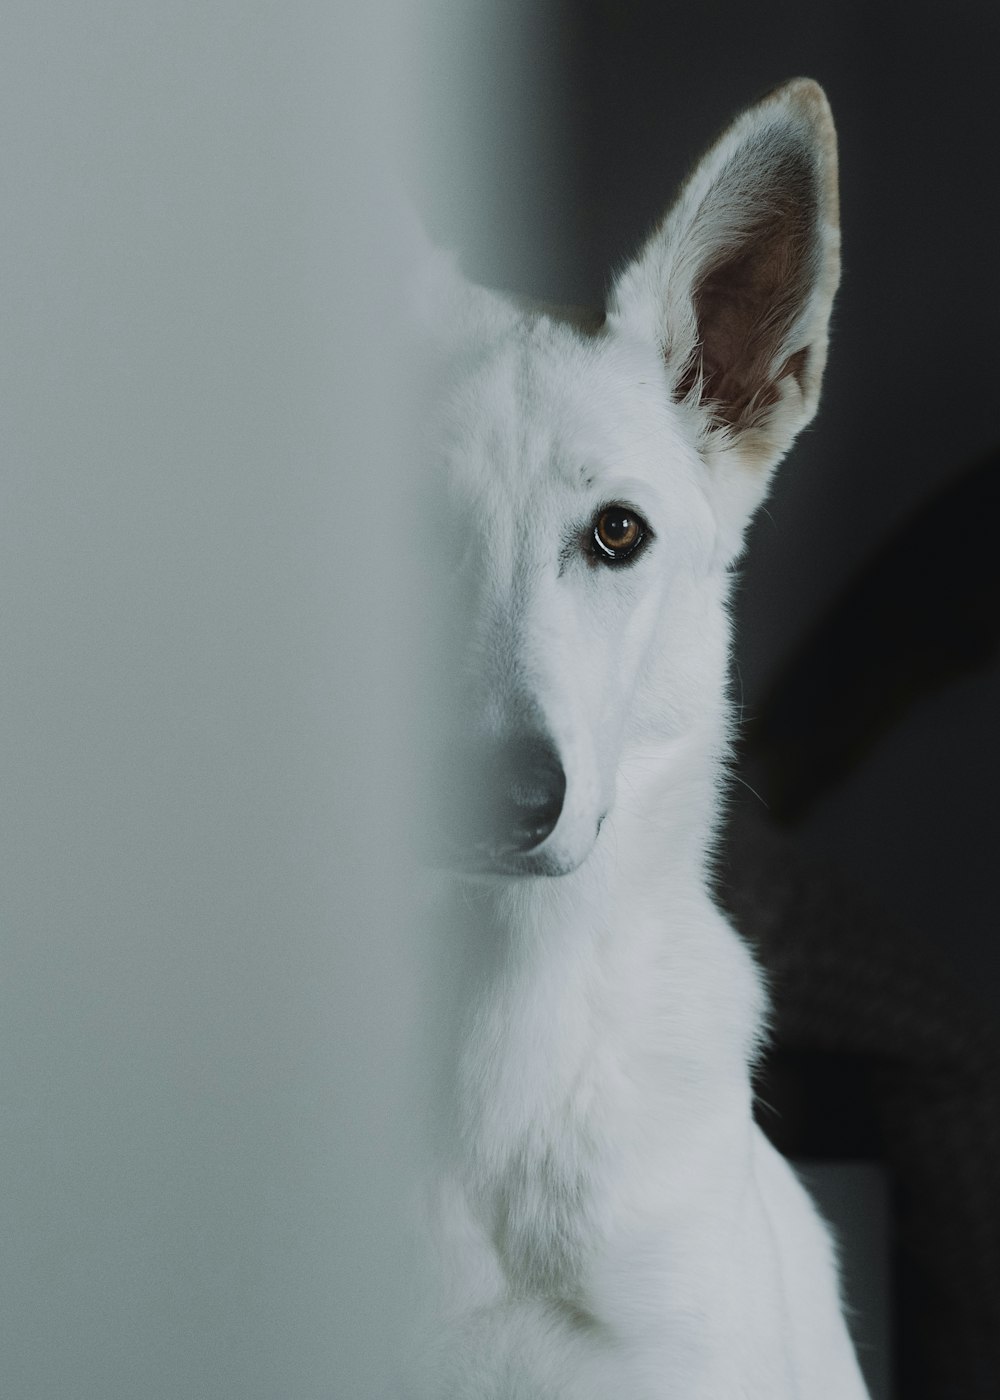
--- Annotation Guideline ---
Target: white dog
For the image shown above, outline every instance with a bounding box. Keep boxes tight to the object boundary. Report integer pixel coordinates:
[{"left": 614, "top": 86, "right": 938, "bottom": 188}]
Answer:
[{"left": 415, "top": 79, "right": 870, "bottom": 1400}]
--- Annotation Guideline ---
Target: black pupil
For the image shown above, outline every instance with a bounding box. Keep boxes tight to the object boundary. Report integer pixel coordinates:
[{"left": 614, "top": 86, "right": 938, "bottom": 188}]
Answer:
[{"left": 602, "top": 510, "right": 633, "bottom": 546}]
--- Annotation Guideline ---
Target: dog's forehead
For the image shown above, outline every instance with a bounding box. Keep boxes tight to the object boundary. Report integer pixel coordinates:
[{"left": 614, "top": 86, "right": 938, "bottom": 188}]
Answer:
[{"left": 443, "top": 311, "right": 688, "bottom": 503}]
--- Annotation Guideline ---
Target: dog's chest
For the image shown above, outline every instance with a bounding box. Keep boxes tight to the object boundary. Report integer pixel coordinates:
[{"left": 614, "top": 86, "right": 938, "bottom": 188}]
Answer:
[{"left": 463, "top": 1008, "right": 656, "bottom": 1299}]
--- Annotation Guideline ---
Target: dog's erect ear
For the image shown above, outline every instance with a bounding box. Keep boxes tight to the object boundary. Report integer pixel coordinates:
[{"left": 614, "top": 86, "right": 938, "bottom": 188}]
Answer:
[{"left": 609, "top": 79, "right": 840, "bottom": 552}]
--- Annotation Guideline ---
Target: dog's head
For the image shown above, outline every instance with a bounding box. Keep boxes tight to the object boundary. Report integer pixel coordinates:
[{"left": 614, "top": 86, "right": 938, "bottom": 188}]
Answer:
[{"left": 419, "top": 80, "right": 840, "bottom": 878}]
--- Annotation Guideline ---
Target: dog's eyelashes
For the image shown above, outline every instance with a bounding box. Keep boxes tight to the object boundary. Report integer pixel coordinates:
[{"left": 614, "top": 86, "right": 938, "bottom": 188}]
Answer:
[{"left": 590, "top": 505, "right": 649, "bottom": 565}]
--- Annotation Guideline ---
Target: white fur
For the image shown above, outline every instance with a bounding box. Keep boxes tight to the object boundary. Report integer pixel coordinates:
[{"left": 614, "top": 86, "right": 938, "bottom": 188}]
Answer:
[{"left": 416, "top": 80, "right": 869, "bottom": 1399}]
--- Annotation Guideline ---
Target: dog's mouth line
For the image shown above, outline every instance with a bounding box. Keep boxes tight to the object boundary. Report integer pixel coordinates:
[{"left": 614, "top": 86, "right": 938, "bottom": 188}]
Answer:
[
  {"left": 421, "top": 809, "right": 610, "bottom": 880},
  {"left": 428, "top": 845, "right": 569, "bottom": 880}
]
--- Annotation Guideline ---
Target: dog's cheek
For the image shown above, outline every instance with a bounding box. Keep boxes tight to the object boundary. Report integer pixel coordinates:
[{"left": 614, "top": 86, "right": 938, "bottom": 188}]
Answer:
[
  {"left": 616, "top": 568, "right": 728, "bottom": 747},
  {"left": 584, "top": 585, "right": 665, "bottom": 775}
]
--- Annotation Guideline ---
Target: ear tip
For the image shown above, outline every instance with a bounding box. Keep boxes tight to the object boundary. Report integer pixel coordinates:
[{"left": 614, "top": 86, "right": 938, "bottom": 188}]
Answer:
[
  {"left": 763, "top": 77, "right": 837, "bottom": 145},
  {"left": 773, "top": 75, "right": 829, "bottom": 105}
]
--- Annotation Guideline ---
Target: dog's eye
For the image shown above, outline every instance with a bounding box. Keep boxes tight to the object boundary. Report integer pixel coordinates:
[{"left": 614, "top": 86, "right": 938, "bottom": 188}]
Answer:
[{"left": 591, "top": 505, "right": 648, "bottom": 564}]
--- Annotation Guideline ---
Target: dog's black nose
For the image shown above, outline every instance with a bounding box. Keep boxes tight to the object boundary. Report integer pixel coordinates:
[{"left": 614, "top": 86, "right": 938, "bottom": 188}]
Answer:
[
  {"left": 492, "top": 735, "right": 566, "bottom": 854},
  {"left": 427, "top": 731, "right": 566, "bottom": 869}
]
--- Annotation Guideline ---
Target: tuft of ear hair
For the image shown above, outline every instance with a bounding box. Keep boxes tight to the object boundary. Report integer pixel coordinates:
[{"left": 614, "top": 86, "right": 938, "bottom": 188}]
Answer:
[{"left": 609, "top": 78, "right": 840, "bottom": 548}]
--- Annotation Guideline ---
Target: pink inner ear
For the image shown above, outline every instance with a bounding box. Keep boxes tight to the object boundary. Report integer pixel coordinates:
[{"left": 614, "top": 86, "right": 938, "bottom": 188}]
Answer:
[{"left": 674, "top": 149, "right": 820, "bottom": 431}]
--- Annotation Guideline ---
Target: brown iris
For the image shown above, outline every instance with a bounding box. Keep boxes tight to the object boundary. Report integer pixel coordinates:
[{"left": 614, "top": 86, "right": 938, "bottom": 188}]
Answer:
[{"left": 592, "top": 505, "right": 646, "bottom": 562}]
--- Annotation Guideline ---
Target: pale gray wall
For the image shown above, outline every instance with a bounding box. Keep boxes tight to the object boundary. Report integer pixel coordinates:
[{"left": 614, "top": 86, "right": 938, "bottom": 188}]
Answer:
[{"left": 0, "top": 6, "right": 456, "bottom": 1397}]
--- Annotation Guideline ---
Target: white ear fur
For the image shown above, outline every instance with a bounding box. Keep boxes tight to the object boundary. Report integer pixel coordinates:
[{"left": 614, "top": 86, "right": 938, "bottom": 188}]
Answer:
[{"left": 609, "top": 79, "right": 840, "bottom": 560}]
